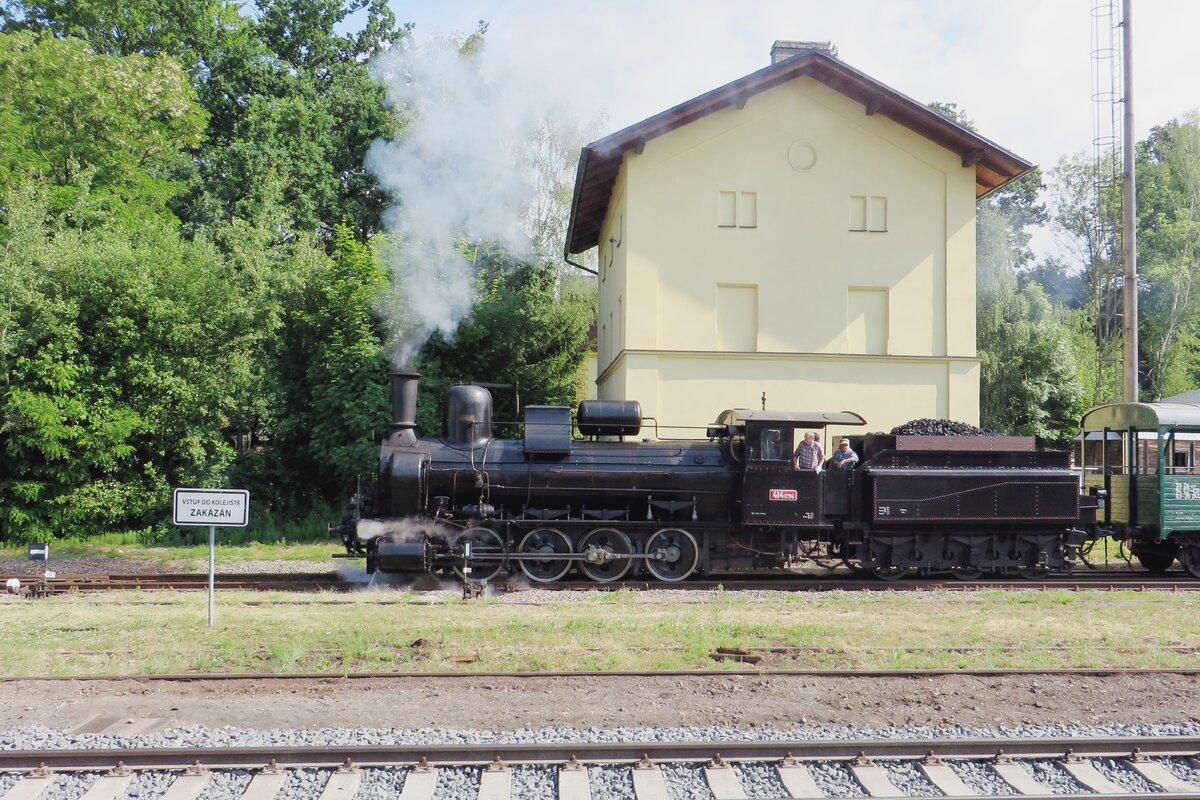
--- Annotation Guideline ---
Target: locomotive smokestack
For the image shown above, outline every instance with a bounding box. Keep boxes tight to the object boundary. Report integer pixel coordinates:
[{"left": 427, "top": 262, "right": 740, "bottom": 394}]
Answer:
[{"left": 389, "top": 370, "right": 420, "bottom": 445}]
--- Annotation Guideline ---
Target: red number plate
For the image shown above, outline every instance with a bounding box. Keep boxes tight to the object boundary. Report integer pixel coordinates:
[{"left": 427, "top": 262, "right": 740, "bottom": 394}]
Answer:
[{"left": 769, "top": 489, "right": 798, "bottom": 501}]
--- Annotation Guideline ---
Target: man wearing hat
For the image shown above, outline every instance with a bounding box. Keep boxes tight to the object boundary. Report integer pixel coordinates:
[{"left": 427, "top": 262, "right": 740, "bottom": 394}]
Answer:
[{"left": 831, "top": 438, "right": 859, "bottom": 470}]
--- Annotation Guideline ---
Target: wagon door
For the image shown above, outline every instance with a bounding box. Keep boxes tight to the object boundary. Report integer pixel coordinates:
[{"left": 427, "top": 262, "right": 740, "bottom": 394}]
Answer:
[{"left": 741, "top": 422, "right": 822, "bottom": 526}]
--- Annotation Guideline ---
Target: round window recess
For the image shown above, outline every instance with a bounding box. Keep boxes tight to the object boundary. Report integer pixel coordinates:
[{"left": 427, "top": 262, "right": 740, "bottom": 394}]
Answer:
[{"left": 788, "top": 141, "right": 817, "bottom": 172}]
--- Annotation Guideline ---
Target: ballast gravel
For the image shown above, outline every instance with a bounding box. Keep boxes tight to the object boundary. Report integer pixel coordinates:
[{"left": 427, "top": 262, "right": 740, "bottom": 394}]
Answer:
[
  {"left": 508, "top": 764, "right": 556, "bottom": 799},
  {"left": 734, "top": 761, "right": 791, "bottom": 797},
  {"left": 275, "top": 768, "right": 328, "bottom": 800},
  {"left": 125, "top": 770, "right": 175, "bottom": 800},
  {"left": 1027, "top": 759, "right": 1088, "bottom": 794},
  {"left": 40, "top": 771, "right": 99, "bottom": 800},
  {"left": 430, "top": 766, "right": 478, "bottom": 799},
  {"left": 0, "top": 772, "right": 21, "bottom": 797},
  {"left": 1088, "top": 757, "right": 1161, "bottom": 793},
  {"left": 658, "top": 763, "right": 715, "bottom": 799},
  {"left": 589, "top": 764, "right": 634, "bottom": 799},
  {"left": 3, "top": 722, "right": 1200, "bottom": 799},
  {"left": 351, "top": 767, "right": 407, "bottom": 800},
  {"left": 808, "top": 761, "right": 867, "bottom": 796},
  {"left": 882, "top": 760, "right": 942, "bottom": 796},
  {"left": 951, "top": 760, "right": 1014, "bottom": 795},
  {"left": 1161, "top": 756, "right": 1200, "bottom": 785},
  {"left": 194, "top": 769, "right": 252, "bottom": 800}
]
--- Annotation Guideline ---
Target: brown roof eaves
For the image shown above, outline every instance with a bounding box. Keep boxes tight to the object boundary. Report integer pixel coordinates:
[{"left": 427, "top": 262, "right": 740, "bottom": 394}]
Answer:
[{"left": 564, "top": 50, "right": 1034, "bottom": 256}]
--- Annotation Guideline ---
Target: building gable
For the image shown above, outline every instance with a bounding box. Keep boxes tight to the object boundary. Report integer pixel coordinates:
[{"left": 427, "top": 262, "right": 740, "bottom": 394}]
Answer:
[{"left": 565, "top": 49, "right": 1032, "bottom": 257}]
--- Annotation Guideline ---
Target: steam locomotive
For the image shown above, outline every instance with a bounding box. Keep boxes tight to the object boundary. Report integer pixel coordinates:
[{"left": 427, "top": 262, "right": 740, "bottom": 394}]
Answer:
[{"left": 338, "top": 372, "right": 1108, "bottom": 582}]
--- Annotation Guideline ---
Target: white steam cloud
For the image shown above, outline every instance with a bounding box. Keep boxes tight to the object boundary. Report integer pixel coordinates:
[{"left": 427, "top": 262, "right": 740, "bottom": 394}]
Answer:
[{"left": 365, "top": 37, "right": 544, "bottom": 366}]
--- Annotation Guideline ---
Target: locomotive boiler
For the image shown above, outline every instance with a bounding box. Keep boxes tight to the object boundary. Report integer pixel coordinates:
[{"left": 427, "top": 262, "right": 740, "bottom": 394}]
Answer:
[{"left": 339, "top": 372, "right": 1097, "bottom": 582}]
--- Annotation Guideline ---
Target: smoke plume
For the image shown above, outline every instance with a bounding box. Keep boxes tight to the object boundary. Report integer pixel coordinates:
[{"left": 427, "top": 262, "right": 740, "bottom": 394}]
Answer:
[{"left": 366, "top": 36, "right": 543, "bottom": 365}]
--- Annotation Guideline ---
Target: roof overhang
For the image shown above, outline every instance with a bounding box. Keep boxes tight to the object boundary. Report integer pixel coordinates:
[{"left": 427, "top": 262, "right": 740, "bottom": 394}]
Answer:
[{"left": 565, "top": 50, "right": 1034, "bottom": 256}]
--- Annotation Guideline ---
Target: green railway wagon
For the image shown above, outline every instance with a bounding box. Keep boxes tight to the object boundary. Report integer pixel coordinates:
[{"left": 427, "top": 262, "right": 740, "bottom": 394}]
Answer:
[{"left": 1079, "top": 402, "right": 1200, "bottom": 576}]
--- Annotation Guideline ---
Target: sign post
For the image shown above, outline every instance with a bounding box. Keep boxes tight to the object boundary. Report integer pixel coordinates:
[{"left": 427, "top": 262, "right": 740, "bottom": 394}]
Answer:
[{"left": 173, "top": 488, "right": 250, "bottom": 628}]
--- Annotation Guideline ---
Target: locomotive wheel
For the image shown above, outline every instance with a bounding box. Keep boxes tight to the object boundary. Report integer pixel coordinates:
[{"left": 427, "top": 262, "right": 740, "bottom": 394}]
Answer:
[
  {"left": 454, "top": 526, "right": 506, "bottom": 581},
  {"left": 517, "top": 528, "right": 573, "bottom": 583},
  {"left": 1182, "top": 543, "right": 1200, "bottom": 579},
  {"left": 842, "top": 557, "right": 870, "bottom": 576},
  {"left": 578, "top": 528, "right": 634, "bottom": 582},
  {"left": 644, "top": 528, "right": 700, "bottom": 582}
]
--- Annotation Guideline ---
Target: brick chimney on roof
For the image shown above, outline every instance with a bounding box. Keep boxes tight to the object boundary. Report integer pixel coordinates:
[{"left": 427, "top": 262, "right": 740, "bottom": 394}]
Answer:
[{"left": 770, "top": 40, "right": 838, "bottom": 64}]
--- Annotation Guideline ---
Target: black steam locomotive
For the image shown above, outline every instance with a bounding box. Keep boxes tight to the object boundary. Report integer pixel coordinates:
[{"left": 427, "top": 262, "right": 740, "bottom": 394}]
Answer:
[{"left": 339, "top": 372, "right": 1098, "bottom": 582}]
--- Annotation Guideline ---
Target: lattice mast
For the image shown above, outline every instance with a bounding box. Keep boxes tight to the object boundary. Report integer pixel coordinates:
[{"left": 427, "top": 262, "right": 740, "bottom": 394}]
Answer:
[{"left": 1090, "top": 0, "right": 1124, "bottom": 403}]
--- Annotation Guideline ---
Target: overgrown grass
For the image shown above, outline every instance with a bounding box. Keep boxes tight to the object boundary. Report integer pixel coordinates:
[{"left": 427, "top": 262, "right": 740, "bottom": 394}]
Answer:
[{"left": 2, "top": 589, "right": 1199, "bottom": 677}]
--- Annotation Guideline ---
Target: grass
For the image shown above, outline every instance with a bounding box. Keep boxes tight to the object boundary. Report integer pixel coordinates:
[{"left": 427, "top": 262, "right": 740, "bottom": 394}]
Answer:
[
  {"left": 1, "top": 589, "right": 1199, "bottom": 677},
  {"left": 0, "top": 541, "right": 337, "bottom": 567}
]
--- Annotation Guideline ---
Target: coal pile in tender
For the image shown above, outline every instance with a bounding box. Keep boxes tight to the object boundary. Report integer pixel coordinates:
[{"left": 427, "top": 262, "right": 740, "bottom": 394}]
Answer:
[{"left": 890, "top": 418, "right": 999, "bottom": 436}]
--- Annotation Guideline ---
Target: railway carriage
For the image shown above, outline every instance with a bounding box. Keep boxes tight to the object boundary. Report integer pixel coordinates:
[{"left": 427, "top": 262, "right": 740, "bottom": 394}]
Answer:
[
  {"left": 339, "top": 372, "right": 1099, "bottom": 582},
  {"left": 1079, "top": 402, "right": 1200, "bottom": 576}
]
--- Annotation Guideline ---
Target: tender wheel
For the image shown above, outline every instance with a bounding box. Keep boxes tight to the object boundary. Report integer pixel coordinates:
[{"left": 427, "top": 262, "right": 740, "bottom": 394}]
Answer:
[
  {"left": 578, "top": 528, "right": 634, "bottom": 582},
  {"left": 950, "top": 569, "right": 983, "bottom": 581},
  {"left": 1133, "top": 540, "right": 1178, "bottom": 573},
  {"left": 454, "top": 526, "right": 506, "bottom": 581},
  {"left": 871, "top": 565, "right": 907, "bottom": 582},
  {"left": 1182, "top": 543, "right": 1200, "bottom": 579},
  {"left": 644, "top": 528, "right": 699, "bottom": 582},
  {"left": 517, "top": 528, "right": 573, "bottom": 583}
]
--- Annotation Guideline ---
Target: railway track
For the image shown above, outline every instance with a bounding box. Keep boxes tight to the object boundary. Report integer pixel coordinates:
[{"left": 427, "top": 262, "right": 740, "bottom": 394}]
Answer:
[
  {"left": 3, "top": 569, "right": 1198, "bottom": 596},
  {"left": 2, "top": 735, "right": 1200, "bottom": 799},
  {"left": 0, "top": 573, "right": 351, "bottom": 595}
]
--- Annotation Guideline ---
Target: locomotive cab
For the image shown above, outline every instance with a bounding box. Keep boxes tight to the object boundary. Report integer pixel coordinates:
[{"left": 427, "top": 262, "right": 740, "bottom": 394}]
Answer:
[{"left": 736, "top": 410, "right": 867, "bottom": 528}]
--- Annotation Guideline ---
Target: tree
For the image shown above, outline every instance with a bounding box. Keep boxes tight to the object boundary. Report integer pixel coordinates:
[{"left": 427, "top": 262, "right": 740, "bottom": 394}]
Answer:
[
  {"left": 410, "top": 245, "right": 593, "bottom": 436},
  {"left": 1, "top": 0, "right": 408, "bottom": 241},
  {"left": 0, "top": 185, "right": 258, "bottom": 540},
  {"left": 1047, "top": 151, "right": 1124, "bottom": 403},
  {"left": 1135, "top": 113, "right": 1200, "bottom": 398},
  {"left": 0, "top": 31, "right": 206, "bottom": 225},
  {"left": 931, "top": 100, "right": 1086, "bottom": 437}
]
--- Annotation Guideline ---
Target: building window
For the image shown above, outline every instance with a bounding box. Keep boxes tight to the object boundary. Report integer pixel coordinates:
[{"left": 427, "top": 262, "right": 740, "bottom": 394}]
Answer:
[
  {"left": 718, "top": 191, "right": 737, "bottom": 227},
  {"left": 849, "top": 195, "right": 888, "bottom": 232},
  {"left": 716, "top": 284, "right": 758, "bottom": 352},
  {"left": 868, "top": 196, "right": 888, "bottom": 231},
  {"left": 738, "top": 192, "right": 757, "bottom": 228},
  {"left": 847, "top": 287, "right": 888, "bottom": 355},
  {"left": 719, "top": 191, "right": 757, "bottom": 227}
]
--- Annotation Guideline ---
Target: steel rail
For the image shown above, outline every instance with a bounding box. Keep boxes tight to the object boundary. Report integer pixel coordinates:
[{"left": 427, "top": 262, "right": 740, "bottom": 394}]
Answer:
[
  {"left": 5, "top": 666, "right": 1200, "bottom": 683},
  {"left": 1, "top": 736, "right": 1197, "bottom": 771},
  {"left": 4, "top": 571, "right": 1199, "bottom": 594}
]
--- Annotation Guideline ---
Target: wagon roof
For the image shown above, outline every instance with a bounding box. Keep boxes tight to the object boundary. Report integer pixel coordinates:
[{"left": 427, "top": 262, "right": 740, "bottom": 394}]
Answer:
[{"left": 1081, "top": 402, "right": 1200, "bottom": 430}]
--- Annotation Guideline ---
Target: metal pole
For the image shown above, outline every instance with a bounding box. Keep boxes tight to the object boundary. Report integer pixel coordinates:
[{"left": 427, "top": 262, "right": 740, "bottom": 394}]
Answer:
[
  {"left": 208, "top": 525, "right": 216, "bottom": 628},
  {"left": 1122, "top": 0, "right": 1138, "bottom": 402}
]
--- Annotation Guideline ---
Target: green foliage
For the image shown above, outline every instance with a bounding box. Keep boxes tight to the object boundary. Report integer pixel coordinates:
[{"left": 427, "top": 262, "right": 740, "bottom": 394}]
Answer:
[
  {"left": 411, "top": 245, "right": 593, "bottom": 435},
  {"left": 239, "top": 227, "right": 392, "bottom": 511},
  {"left": 172, "top": 0, "right": 406, "bottom": 240},
  {"left": 0, "top": 185, "right": 252, "bottom": 540},
  {"left": 1135, "top": 113, "right": 1200, "bottom": 398},
  {"left": 978, "top": 278, "right": 1087, "bottom": 444},
  {"left": 0, "top": 31, "right": 206, "bottom": 224}
]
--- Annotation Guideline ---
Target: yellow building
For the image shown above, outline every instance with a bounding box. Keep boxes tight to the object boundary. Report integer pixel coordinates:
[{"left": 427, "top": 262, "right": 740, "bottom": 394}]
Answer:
[{"left": 565, "top": 44, "right": 1032, "bottom": 439}]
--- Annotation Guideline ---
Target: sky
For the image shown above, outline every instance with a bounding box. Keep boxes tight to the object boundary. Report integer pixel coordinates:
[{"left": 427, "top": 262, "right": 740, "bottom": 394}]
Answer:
[{"left": 390, "top": 0, "right": 1199, "bottom": 187}]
